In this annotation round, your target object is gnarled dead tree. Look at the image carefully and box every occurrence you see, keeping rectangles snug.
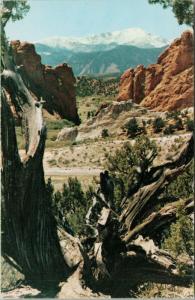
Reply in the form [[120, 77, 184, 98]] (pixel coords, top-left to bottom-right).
[[1, 2, 194, 297], [83, 145, 193, 297], [1, 3, 88, 287]]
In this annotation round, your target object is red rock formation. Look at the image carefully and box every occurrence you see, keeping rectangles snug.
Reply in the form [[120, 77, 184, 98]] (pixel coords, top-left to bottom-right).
[[11, 40, 80, 124], [133, 65, 146, 103], [117, 31, 193, 111], [117, 68, 134, 101]]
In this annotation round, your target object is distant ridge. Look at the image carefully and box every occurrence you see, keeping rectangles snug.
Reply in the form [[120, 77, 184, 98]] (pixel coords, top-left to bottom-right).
[[35, 28, 168, 76], [35, 27, 168, 51]]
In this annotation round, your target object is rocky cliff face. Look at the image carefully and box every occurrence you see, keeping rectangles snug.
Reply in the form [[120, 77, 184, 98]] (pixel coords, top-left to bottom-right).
[[117, 31, 193, 111], [11, 40, 80, 124]]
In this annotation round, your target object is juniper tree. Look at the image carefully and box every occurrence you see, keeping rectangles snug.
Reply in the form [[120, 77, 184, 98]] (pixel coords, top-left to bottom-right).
[[148, 0, 193, 26]]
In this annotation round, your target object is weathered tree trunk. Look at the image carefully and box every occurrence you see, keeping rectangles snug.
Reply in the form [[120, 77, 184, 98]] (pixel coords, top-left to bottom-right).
[[1, 52, 71, 283], [1, 17, 91, 294]]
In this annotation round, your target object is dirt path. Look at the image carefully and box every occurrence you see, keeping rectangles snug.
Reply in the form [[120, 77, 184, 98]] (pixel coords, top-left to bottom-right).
[[44, 166, 103, 177]]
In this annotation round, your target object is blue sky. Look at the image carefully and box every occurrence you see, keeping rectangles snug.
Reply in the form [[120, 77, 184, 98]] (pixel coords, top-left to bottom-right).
[[6, 0, 189, 42]]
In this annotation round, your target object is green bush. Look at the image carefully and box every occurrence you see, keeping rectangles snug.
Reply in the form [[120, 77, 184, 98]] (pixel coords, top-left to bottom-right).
[[160, 160, 194, 263], [147, 119, 152, 125], [163, 124, 175, 135], [46, 177, 94, 235], [181, 109, 188, 118], [174, 118, 183, 130], [165, 160, 193, 199], [101, 128, 109, 138], [166, 111, 181, 120], [162, 206, 194, 259], [124, 118, 141, 138], [185, 118, 194, 131], [105, 135, 157, 210], [152, 117, 165, 133]]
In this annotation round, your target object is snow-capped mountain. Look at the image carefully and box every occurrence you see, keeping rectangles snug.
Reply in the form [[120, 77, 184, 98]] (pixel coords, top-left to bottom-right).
[[35, 28, 168, 52], [35, 28, 168, 76]]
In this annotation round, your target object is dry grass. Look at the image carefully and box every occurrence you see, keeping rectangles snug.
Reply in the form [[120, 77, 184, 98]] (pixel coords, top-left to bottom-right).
[[1, 256, 24, 292], [135, 282, 194, 298], [45, 139, 124, 169]]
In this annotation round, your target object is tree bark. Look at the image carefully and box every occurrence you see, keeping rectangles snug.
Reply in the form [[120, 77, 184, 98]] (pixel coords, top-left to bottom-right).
[[1, 24, 76, 281], [1, 74, 71, 283]]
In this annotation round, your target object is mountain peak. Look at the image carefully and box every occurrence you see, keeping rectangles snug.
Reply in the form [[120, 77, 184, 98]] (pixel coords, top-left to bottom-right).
[[35, 28, 168, 51]]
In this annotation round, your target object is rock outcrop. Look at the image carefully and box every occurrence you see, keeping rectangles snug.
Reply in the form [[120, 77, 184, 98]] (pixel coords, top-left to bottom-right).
[[57, 100, 165, 142], [117, 31, 193, 111], [11, 40, 80, 124]]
